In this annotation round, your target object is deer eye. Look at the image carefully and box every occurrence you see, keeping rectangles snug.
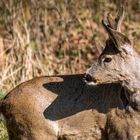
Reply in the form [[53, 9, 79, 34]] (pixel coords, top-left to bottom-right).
[[103, 57, 112, 63]]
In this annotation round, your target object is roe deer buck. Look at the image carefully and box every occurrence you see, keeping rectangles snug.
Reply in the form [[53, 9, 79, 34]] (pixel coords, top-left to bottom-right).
[[1, 6, 140, 140], [85, 6, 140, 140], [85, 8, 140, 112]]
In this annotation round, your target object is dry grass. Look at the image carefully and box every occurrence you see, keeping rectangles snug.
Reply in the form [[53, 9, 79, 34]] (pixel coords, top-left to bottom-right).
[[0, 121, 9, 140]]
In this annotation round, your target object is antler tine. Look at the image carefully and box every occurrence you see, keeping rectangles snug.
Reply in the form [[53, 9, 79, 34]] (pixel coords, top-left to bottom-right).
[[107, 13, 116, 29], [103, 6, 124, 32], [115, 6, 124, 32]]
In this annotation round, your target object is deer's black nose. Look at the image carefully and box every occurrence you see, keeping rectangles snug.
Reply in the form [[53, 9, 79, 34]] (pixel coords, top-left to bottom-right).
[[85, 74, 96, 83], [85, 74, 93, 82]]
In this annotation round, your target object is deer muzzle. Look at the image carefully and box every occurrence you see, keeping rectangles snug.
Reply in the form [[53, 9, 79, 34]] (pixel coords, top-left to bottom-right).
[[85, 73, 97, 83]]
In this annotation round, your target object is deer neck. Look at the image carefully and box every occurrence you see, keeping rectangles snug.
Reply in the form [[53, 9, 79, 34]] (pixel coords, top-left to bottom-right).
[[122, 76, 140, 111], [122, 55, 140, 94], [122, 79, 140, 94]]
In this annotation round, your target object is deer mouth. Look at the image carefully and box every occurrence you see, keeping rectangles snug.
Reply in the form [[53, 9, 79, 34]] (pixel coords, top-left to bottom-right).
[[84, 73, 112, 86], [85, 81, 97, 86], [84, 74, 98, 86], [84, 74, 122, 86]]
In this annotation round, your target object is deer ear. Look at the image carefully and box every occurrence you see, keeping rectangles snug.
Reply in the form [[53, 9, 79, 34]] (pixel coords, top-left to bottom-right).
[[102, 20, 132, 53]]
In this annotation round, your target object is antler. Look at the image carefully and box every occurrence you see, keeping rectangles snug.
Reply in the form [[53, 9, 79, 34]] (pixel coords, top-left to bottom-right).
[[98, 5, 125, 53], [104, 6, 124, 32], [115, 6, 124, 32]]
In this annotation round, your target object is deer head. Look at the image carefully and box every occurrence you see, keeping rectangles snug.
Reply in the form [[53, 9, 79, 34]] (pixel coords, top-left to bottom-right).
[[85, 6, 140, 93]]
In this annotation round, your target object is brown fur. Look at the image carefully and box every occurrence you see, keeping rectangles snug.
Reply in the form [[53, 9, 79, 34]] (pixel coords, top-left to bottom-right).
[[0, 74, 126, 140]]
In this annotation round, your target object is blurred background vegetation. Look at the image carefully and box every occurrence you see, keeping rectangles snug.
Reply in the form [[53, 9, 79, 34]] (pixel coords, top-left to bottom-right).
[[0, 0, 140, 139]]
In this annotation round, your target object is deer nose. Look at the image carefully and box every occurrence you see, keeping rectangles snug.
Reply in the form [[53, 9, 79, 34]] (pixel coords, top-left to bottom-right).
[[85, 74, 97, 83]]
